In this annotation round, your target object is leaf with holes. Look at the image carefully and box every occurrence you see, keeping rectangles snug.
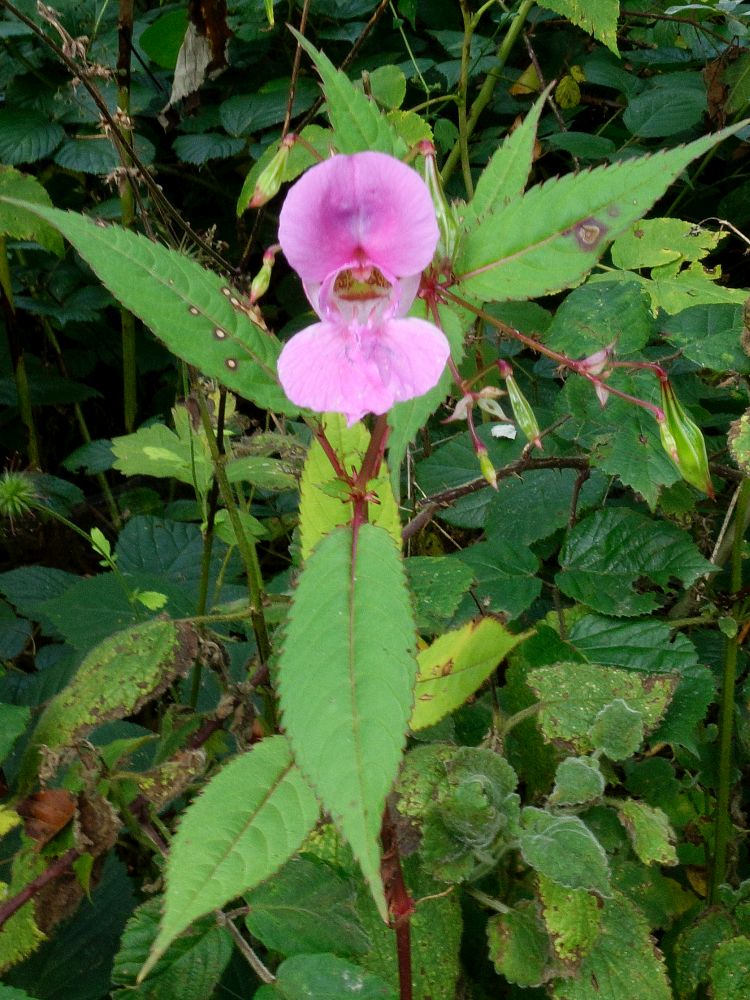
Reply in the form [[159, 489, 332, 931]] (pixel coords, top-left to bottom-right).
[[142, 736, 320, 978], [279, 524, 417, 920], [0, 200, 293, 415], [456, 122, 747, 303]]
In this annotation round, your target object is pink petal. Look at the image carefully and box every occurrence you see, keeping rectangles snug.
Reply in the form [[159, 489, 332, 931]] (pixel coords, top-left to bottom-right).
[[277, 316, 450, 425], [278, 152, 439, 283], [277, 321, 392, 425]]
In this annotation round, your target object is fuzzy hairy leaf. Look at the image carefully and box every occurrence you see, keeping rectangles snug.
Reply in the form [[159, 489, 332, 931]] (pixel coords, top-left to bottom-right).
[[20, 620, 197, 790], [487, 902, 554, 988], [411, 618, 529, 730], [456, 122, 746, 303], [144, 736, 319, 977], [616, 801, 677, 867], [539, 874, 602, 960], [279, 524, 417, 920], [519, 807, 610, 895], [0, 200, 292, 414]]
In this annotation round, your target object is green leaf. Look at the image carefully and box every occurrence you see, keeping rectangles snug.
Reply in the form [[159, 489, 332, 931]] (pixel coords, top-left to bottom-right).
[[485, 468, 607, 545], [225, 455, 296, 491], [623, 75, 707, 138], [245, 856, 370, 958], [112, 410, 213, 495], [0, 110, 64, 165], [172, 133, 245, 165], [111, 899, 232, 1000], [279, 524, 417, 920], [0, 167, 63, 255], [454, 536, 541, 620], [0, 987, 40, 999], [456, 122, 747, 303], [549, 756, 605, 806], [0, 602, 31, 659], [256, 953, 396, 1000], [0, 200, 292, 414], [20, 620, 197, 788], [405, 556, 474, 632], [467, 87, 550, 226], [363, 65, 407, 110], [556, 508, 713, 617], [616, 801, 677, 866], [144, 736, 319, 976], [709, 936, 750, 1000], [612, 861, 694, 931], [662, 303, 750, 374], [411, 618, 529, 731], [611, 218, 723, 271], [298, 413, 401, 561], [589, 698, 644, 759], [290, 30, 404, 155], [0, 704, 30, 764], [730, 407, 750, 474], [674, 910, 736, 999], [539, 874, 602, 960], [54, 137, 119, 175], [519, 807, 610, 895], [545, 280, 654, 357], [487, 902, 554, 988], [0, 566, 78, 637], [568, 614, 699, 675], [537, 0, 620, 54], [527, 661, 675, 754], [725, 51, 750, 116], [139, 10, 189, 70], [220, 79, 318, 136], [551, 893, 672, 1000]]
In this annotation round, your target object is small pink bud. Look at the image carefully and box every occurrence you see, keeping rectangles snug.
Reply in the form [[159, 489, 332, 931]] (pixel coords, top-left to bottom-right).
[[579, 342, 615, 376], [250, 245, 280, 305], [245, 140, 292, 211]]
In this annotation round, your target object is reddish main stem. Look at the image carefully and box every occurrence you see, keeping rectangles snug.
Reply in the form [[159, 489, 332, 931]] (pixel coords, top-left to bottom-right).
[[381, 809, 414, 1000]]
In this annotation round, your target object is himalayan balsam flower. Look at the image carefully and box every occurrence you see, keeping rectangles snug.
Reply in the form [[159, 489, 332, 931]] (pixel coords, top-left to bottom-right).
[[277, 151, 450, 425]]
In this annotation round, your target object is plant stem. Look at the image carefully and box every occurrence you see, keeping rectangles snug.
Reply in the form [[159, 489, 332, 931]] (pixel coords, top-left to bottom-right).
[[0, 236, 39, 466], [117, 0, 137, 432], [0, 848, 80, 929], [442, 0, 536, 186], [218, 913, 275, 983], [196, 395, 271, 665], [457, 1, 476, 197], [710, 476, 750, 902]]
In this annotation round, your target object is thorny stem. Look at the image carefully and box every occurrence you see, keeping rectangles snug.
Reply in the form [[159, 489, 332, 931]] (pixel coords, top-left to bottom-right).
[[196, 394, 271, 666], [710, 477, 750, 903], [442, 0, 536, 186], [439, 287, 665, 421], [117, 0, 137, 432]]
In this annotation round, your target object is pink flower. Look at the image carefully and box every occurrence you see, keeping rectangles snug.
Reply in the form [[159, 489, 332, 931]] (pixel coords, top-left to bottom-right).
[[276, 151, 450, 425]]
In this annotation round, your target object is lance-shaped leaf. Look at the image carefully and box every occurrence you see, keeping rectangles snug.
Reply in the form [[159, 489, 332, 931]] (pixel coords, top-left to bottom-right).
[[456, 121, 748, 303], [279, 524, 417, 920], [142, 736, 319, 979], [0, 199, 293, 415], [411, 618, 529, 731]]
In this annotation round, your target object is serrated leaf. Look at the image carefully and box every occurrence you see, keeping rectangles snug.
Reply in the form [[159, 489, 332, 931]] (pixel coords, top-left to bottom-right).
[[539, 874, 601, 960], [144, 736, 319, 976], [537, 0, 620, 54], [519, 807, 610, 894], [675, 910, 736, 998], [0, 168, 63, 255], [279, 524, 417, 920], [225, 455, 296, 491], [549, 756, 605, 806], [405, 556, 474, 631], [552, 893, 671, 1000], [0, 704, 30, 764], [257, 953, 396, 1000], [245, 856, 370, 958], [527, 661, 675, 753], [616, 800, 677, 866], [568, 613, 699, 675], [709, 936, 750, 1000], [172, 133, 245, 165], [112, 409, 213, 495], [623, 75, 707, 138], [611, 218, 722, 271], [0, 199, 292, 414], [112, 898, 232, 999], [0, 110, 64, 165], [456, 122, 746, 303], [725, 51, 750, 116], [410, 618, 529, 731], [467, 87, 550, 227], [661, 303, 750, 374], [487, 902, 554, 988], [545, 279, 654, 357], [556, 508, 713, 617], [291, 30, 404, 156], [454, 535, 541, 620], [54, 137, 119, 175], [20, 620, 197, 789], [298, 413, 400, 561]]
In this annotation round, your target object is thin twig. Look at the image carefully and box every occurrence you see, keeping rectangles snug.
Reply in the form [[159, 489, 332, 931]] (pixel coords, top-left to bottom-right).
[[0, 848, 80, 929], [217, 912, 275, 983]]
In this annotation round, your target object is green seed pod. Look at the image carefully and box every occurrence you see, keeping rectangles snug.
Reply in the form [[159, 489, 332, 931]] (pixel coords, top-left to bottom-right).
[[477, 447, 498, 491], [659, 380, 714, 497], [505, 374, 542, 450], [421, 141, 461, 262], [242, 141, 291, 213]]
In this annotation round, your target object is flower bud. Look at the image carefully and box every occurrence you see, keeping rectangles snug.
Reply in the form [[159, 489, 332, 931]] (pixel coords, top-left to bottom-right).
[[659, 380, 714, 497], [240, 138, 293, 214], [477, 446, 498, 491], [250, 244, 280, 304], [498, 363, 542, 449], [420, 140, 461, 262]]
